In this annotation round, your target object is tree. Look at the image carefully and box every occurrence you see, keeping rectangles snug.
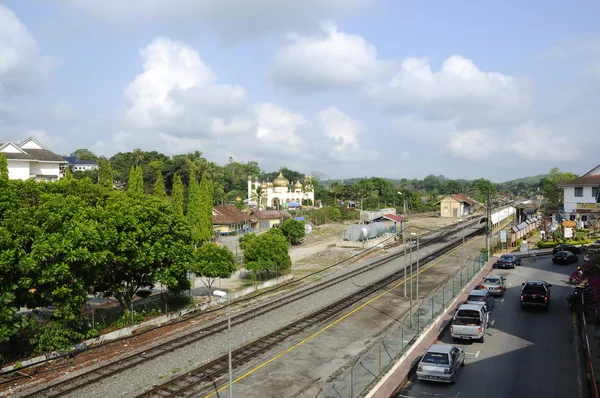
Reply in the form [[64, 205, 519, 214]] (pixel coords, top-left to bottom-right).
[[152, 163, 167, 200], [250, 185, 267, 209], [127, 165, 144, 195], [193, 242, 236, 294], [171, 173, 184, 217], [243, 228, 291, 278], [279, 218, 306, 245], [198, 173, 214, 243], [470, 178, 496, 203], [94, 193, 194, 313], [541, 167, 577, 210], [98, 158, 114, 189], [187, 170, 202, 245], [0, 153, 8, 182], [70, 149, 96, 160], [132, 148, 144, 166]]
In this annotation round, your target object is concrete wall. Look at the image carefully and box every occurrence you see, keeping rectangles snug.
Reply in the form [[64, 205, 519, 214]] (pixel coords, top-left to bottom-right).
[[7, 160, 30, 180], [564, 186, 598, 213], [440, 198, 462, 218], [29, 162, 61, 179]]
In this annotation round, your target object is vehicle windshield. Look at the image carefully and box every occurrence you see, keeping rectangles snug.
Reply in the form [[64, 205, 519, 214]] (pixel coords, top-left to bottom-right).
[[484, 278, 501, 285], [467, 295, 485, 302], [421, 352, 450, 365], [555, 252, 569, 257], [523, 285, 546, 294], [454, 310, 482, 325], [500, 255, 513, 260]]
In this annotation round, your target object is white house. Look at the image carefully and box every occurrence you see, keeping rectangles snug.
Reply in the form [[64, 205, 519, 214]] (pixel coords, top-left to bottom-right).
[[62, 156, 98, 172], [0, 137, 67, 181], [560, 164, 600, 226]]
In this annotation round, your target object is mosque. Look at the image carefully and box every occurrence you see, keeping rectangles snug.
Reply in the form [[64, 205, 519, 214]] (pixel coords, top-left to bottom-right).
[[247, 173, 315, 209]]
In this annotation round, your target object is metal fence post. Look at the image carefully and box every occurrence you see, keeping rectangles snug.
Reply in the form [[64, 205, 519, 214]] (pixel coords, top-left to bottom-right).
[[443, 285, 445, 306], [432, 296, 435, 318], [379, 340, 382, 376], [453, 277, 456, 296], [350, 364, 354, 398], [417, 310, 420, 331], [401, 327, 404, 351]]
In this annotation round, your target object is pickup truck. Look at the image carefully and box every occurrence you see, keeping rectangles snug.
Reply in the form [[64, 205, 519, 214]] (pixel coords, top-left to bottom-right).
[[520, 280, 552, 310], [450, 304, 489, 343]]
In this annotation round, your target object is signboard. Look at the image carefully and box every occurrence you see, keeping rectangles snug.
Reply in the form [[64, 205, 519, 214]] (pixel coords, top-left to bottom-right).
[[499, 229, 507, 243], [576, 203, 600, 210], [562, 220, 577, 228]]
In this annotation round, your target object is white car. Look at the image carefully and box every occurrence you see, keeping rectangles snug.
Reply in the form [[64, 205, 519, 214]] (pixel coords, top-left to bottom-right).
[[416, 343, 465, 384]]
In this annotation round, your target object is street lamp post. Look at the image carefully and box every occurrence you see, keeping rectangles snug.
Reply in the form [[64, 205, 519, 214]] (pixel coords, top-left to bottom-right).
[[213, 290, 233, 398], [459, 219, 465, 267], [411, 232, 420, 301]]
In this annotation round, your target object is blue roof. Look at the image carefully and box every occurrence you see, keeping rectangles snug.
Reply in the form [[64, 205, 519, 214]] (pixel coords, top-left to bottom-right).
[[63, 156, 97, 165]]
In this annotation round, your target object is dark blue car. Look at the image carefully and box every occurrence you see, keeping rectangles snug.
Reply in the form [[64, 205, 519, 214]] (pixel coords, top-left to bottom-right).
[[496, 254, 521, 269]]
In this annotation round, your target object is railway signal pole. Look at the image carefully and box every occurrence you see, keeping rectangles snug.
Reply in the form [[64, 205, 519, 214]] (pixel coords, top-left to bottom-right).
[[214, 290, 233, 398]]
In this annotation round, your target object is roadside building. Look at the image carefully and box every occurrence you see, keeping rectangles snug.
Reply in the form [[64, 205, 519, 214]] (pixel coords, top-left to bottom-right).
[[62, 156, 98, 172], [437, 194, 478, 218], [212, 205, 252, 236], [0, 137, 67, 181], [247, 173, 315, 209], [559, 164, 600, 228], [249, 210, 292, 230]]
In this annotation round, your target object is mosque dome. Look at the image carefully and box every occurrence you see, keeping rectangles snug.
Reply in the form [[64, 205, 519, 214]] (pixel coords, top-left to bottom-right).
[[294, 181, 303, 189], [273, 172, 290, 188], [260, 181, 268, 189], [267, 182, 273, 187]]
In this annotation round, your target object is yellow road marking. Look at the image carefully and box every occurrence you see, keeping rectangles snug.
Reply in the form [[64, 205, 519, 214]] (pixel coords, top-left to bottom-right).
[[203, 238, 482, 397]]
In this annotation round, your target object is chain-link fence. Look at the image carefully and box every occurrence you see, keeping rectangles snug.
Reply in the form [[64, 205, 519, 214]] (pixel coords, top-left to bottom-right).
[[320, 253, 487, 398]]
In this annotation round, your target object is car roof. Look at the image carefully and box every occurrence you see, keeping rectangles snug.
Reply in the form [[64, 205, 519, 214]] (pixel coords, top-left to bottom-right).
[[524, 280, 548, 285], [484, 274, 502, 280], [468, 289, 487, 296], [554, 251, 571, 255], [500, 254, 514, 258], [457, 303, 484, 311], [426, 343, 453, 354]]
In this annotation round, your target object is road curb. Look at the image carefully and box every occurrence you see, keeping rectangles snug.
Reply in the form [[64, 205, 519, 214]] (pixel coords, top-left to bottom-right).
[[366, 258, 495, 398]]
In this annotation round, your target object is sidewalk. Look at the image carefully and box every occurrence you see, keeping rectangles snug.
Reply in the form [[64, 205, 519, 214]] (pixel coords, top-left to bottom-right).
[[583, 306, 600, 395], [366, 255, 496, 398]]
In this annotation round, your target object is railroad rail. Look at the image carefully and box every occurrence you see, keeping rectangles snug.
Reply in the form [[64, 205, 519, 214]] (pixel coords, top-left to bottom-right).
[[136, 224, 485, 398], [21, 219, 482, 398]]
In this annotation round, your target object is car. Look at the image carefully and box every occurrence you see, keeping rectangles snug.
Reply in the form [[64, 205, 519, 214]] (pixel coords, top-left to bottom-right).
[[496, 254, 521, 269], [451, 304, 490, 342], [480, 275, 506, 296], [552, 244, 581, 255], [416, 343, 465, 384], [465, 289, 495, 310], [552, 251, 579, 265], [520, 280, 552, 310]]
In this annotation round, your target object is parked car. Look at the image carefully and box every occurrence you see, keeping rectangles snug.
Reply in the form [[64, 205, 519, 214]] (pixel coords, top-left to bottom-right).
[[416, 343, 465, 384], [496, 254, 521, 269], [520, 280, 552, 310], [553, 244, 581, 255], [552, 251, 579, 265], [465, 289, 495, 310], [450, 304, 489, 343], [480, 275, 506, 296]]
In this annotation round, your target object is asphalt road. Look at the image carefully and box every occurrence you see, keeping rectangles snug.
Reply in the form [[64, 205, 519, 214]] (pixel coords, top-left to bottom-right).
[[396, 254, 589, 398]]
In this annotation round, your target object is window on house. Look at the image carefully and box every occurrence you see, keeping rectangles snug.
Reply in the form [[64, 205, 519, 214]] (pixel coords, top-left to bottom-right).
[[574, 187, 583, 197], [570, 215, 576, 221], [582, 215, 588, 222], [593, 187, 599, 199]]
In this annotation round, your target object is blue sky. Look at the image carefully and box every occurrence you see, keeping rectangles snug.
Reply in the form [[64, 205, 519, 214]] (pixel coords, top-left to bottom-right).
[[1, 1, 599, 182]]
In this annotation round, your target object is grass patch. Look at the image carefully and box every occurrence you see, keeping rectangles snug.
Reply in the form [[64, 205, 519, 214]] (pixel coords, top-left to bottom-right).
[[172, 367, 182, 374]]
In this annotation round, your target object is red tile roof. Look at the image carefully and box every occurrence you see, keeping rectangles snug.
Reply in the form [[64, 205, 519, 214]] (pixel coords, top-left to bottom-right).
[[383, 214, 404, 222], [212, 206, 248, 225], [450, 194, 477, 206], [560, 175, 600, 187]]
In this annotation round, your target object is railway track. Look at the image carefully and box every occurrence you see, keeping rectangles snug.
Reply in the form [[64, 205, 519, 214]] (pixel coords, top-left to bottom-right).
[[136, 224, 485, 398], [21, 219, 482, 398]]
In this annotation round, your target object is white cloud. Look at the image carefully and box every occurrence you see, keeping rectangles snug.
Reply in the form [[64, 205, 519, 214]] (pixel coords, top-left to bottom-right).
[[447, 130, 495, 160], [254, 102, 309, 155], [507, 123, 579, 161], [123, 37, 251, 137], [56, 0, 368, 41], [0, 4, 56, 106], [271, 23, 388, 91], [367, 55, 532, 125], [315, 106, 378, 162]]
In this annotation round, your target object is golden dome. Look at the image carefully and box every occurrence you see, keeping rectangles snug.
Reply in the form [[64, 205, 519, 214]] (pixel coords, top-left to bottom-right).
[[260, 181, 268, 189], [273, 172, 290, 188], [267, 181, 273, 187], [294, 181, 303, 189]]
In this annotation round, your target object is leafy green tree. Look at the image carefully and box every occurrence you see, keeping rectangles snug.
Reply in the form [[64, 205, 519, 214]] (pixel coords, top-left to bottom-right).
[[98, 158, 114, 189], [279, 219, 306, 245], [243, 228, 291, 277], [187, 170, 202, 245], [127, 165, 144, 195], [0, 153, 8, 182], [198, 173, 214, 243], [153, 166, 167, 200], [192, 242, 236, 294], [94, 192, 194, 313], [171, 173, 184, 217], [70, 149, 96, 160], [541, 167, 577, 210], [470, 178, 497, 203]]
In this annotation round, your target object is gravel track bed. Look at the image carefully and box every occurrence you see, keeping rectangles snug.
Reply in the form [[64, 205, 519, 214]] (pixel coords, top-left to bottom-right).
[[20, 223, 476, 398]]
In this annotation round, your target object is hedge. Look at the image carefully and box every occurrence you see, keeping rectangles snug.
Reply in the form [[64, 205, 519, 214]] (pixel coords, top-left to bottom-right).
[[536, 238, 596, 249]]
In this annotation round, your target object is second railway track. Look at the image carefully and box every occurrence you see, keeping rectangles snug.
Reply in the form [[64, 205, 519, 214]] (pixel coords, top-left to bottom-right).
[[21, 219, 483, 398]]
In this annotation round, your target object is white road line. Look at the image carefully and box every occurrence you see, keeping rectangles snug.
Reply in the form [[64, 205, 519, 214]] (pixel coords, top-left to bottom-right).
[[490, 319, 496, 326], [396, 395, 417, 398], [465, 350, 481, 358], [475, 350, 480, 358], [499, 298, 505, 303]]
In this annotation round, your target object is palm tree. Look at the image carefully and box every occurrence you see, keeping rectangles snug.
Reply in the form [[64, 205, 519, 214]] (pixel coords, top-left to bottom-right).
[[132, 148, 144, 166], [329, 180, 343, 204], [250, 186, 268, 209]]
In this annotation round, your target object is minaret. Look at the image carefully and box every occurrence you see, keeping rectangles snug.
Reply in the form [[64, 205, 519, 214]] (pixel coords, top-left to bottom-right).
[[247, 175, 252, 200]]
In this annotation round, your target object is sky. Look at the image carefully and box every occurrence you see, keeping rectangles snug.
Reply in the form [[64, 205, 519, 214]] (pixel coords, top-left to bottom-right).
[[1, 1, 599, 182]]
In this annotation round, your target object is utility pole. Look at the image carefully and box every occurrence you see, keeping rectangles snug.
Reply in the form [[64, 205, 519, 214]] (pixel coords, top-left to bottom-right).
[[403, 225, 407, 298], [485, 191, 491, 255]]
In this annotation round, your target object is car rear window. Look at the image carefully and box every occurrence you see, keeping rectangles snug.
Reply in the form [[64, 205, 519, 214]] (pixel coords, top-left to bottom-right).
[[484, 278, 501, 285], [523, 285, 546, 294], [467, 294, 485, 302], [500, 255, 512, 260], [454, 309, 482, 325], [421, 352, 449, 365]]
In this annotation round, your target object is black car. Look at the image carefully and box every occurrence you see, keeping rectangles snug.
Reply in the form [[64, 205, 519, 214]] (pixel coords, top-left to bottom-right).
[[553, 244, 581, 255], [520, 280, 552, 310], [552, 250, 579, 265], [496, 254, 521, 269]]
